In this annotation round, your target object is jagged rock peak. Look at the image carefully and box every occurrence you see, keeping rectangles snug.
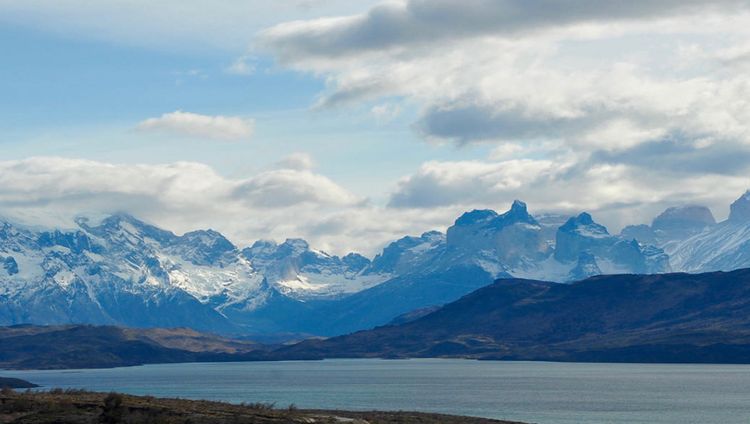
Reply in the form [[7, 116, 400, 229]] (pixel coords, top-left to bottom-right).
[[499, 200, 537, 225], [453, 200, 536, 228], [729, 190, 750, 223], [275, 238, 313, 257], [560, 213, 609, 236], [454, 209, 498, 226], [510, 200, 528, 214]]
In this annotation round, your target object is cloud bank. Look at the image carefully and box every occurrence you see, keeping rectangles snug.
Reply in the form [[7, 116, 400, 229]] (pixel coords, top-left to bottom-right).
[[255, 0, 750, 235]]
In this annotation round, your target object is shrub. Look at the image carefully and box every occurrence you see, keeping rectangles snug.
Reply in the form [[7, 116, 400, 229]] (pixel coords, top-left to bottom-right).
[[100, 392, 125, 423]]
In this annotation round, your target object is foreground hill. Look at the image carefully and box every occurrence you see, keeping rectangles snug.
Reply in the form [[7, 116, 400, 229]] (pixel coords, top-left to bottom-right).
[[274, 268, 750, 363], [0, 390, 521, 424], [0, 377, 36, 389], [0, 325, 261, 370]]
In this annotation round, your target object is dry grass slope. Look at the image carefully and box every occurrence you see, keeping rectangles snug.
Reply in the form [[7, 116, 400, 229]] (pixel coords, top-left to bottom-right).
[[0, 389, 525, 424]]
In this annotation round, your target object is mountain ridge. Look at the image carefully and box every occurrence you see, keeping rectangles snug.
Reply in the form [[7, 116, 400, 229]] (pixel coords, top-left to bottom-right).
[[3, 191, 750, 337]]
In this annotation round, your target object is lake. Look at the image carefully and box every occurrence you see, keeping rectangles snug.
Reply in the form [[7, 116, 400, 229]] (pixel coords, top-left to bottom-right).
[[4, 359, 750, 424]]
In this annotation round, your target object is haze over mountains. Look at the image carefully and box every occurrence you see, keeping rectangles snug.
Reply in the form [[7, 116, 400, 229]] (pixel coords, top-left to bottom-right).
[[2, 191, 750, 337]]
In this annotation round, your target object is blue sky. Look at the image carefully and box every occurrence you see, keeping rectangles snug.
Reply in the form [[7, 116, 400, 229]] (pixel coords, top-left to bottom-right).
[[1, 1, 750, 255], [0, 15, 489, 202]]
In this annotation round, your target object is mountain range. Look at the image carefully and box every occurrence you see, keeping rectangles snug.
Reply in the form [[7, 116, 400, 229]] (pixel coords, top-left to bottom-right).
[[2, 191, 750, 337]]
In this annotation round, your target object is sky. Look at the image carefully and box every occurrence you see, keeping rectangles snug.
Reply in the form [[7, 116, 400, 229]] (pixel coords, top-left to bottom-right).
[[2, 0, 750, 256]]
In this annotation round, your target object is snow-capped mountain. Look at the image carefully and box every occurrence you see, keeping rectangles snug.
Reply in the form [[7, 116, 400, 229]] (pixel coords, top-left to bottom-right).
[[0, 216, 234, 332], [0, 214, 381, 333], [3, 190, 750, 336], [613, 191, 750, 274], [241, 238, 386, 300]]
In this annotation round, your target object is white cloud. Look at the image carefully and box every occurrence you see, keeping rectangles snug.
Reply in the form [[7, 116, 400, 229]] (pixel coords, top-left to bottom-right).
[[260, 0, 748, 61], [274, 152, 316, 171], [0, 156, 748, 256], [136, 111, 255, 141], [259, 0, 750, 199], [0, 157, 441, 256], [259, 0, 750, 151], [389, 158, 567, 208], [388, 157, 750, 231]]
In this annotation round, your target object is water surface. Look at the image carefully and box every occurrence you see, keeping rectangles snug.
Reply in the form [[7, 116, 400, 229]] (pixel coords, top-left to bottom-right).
[[4, 359, 750, 424]]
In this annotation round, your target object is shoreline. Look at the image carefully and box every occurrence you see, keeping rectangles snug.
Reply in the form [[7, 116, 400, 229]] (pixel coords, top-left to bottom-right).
[[0, 389, 525, 424]]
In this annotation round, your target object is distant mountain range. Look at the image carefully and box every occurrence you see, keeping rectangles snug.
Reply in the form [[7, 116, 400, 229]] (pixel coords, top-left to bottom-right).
[[6, 268, 750, 368], [273, 268, 750, 364], [2, 191, 750, 337]]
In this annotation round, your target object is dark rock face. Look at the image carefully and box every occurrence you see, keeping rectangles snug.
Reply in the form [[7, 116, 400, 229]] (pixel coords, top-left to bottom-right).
[[447, 200, 548, 266], [2, 256, 18, 276]]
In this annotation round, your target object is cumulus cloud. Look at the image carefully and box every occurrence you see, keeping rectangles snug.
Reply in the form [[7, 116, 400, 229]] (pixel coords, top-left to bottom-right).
[[136, 111, 255, 141]]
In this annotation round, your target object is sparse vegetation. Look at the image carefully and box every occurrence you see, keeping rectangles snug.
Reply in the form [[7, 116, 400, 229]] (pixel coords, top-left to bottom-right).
[[0, 389, 523, 423]]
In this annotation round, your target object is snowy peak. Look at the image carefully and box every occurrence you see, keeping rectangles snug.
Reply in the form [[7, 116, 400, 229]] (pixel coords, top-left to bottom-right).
[[454, 209, 498, 227], [447, 201, 539, 245], [369, 231, 445, 275], [560, 212, 608, 236], [169, 230, 237, 266], [77, 214, 177, 247], [729, 190, 750, 223], [240, 236, 379, 299], [276, 238, 311, 257], [452, 200, 536, 229], [554, 213, 611, 262]]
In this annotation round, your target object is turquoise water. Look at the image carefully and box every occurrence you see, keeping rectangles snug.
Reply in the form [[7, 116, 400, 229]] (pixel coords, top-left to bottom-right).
[[4, 359, 750, 423]]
